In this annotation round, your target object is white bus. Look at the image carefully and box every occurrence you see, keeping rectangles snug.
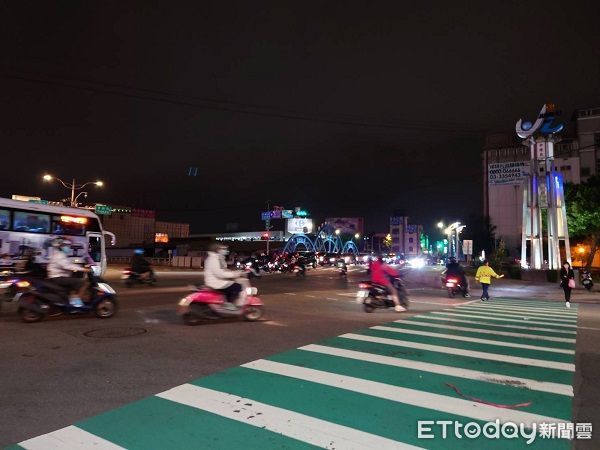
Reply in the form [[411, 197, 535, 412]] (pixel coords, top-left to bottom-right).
[[0, 197, 115, 276]]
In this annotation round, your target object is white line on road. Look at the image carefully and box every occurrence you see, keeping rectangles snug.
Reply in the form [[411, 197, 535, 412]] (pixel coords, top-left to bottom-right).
[[411, 315, 576, 335], [157, 384, 420, 450], [19, 425, 124, 450], [453, 307, 578, 323], [393, 320, 576, 343], [461, 304, 578, 316], [432, 311, 578, 328], [371, 326, 574, 354], [340, 333, 575, 372], [242, 359, 569, 428], [284, 292, 297, 296], [300, 344, 574, 396]]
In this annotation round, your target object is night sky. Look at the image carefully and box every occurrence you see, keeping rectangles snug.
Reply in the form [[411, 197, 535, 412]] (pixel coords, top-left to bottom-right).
[[1, 1, 599, 234]]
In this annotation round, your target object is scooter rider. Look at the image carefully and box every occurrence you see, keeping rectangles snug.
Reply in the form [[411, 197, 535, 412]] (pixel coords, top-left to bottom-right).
[[131, 249, 154, 280], [204, 242, 245, 308], [370, 255, 404, 312], [46, 238, 90, 305], [443, 257, 470, 297]]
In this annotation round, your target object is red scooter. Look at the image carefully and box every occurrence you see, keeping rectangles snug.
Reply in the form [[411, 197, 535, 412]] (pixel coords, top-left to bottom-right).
[[177, 280, 264, 325]]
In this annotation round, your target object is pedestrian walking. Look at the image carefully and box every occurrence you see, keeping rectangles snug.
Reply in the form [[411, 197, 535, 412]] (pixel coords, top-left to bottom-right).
[[559, 261, 575, 308], [475, 260, 504, 301]]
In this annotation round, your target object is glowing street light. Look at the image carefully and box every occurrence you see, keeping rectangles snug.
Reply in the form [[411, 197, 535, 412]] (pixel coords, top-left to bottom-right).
[[43, 174, 104, 207], [335, 229, 341, 235], [354, 233, 360, 239], [437, 221, 444, 229]]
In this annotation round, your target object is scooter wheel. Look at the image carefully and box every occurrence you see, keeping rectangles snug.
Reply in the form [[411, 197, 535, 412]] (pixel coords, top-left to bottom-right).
[[95, 298, 118, 318], [447, 289, 456, 298], [18, 295, 44, 323], [363, 304, 375, 313], [243, 306, 263, 321], [183, 313, 202, 326]]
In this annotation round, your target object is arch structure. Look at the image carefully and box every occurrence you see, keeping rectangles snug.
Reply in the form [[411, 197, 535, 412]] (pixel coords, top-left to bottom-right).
[[342, 240, 359, 255], [282, 234, 315, 254]]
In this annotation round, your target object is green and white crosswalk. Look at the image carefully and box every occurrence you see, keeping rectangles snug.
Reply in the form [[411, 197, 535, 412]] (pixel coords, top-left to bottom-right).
[[11, 299, 578, 449]]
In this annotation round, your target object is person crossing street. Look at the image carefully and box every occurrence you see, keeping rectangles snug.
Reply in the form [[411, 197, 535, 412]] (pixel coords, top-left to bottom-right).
[[475, 259, 504, 302]]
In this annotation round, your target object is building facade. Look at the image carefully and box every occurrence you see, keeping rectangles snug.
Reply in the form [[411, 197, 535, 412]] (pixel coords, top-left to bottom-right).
[[483, 107, 600, 256], [101, 208, 189, 248], [389, 216, 423, 256]]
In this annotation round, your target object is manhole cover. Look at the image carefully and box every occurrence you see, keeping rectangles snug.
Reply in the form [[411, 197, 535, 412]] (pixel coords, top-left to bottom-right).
[[84, 327, 147, 338]]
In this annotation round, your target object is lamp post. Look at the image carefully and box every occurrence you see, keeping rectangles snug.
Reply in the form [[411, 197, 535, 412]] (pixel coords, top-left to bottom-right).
[[43, 174, 103, 207]]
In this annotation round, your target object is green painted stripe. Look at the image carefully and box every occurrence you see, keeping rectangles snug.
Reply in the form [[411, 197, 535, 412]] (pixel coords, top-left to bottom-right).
[[265, 348, 573, 420], [385, 321, 575, 350], [76, 396, 317, 450], [322, 336, 574, 385], [190, 366, 567, 449], [406, 316, 576, 338], [358, 328, 574, 364]]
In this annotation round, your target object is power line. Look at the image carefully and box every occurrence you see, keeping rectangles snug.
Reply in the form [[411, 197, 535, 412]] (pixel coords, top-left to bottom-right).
[[0, 69, 488, 134]]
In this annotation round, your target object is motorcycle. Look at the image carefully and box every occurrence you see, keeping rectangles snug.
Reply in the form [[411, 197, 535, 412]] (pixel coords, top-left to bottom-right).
[[356, 277, 409, 313], [581, 270, 594, 291], [443, 276, 468, 298], [236, 259, 261, 278], [122, 267, 157, 287], [338, 260, 348, 277], [177, 276, 264, 325], [292, 263, 306, 277], [16, 271, 118, 323]]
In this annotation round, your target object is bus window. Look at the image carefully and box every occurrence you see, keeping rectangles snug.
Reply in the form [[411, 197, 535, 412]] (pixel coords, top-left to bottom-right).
[[0, 209, 9, 230], [13, 211, 50, 233], [52, 216, 86, 236], [89, 236, 102, 263]]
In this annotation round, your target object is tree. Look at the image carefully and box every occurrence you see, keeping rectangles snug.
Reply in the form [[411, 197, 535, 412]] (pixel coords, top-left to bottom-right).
[[565, 176, 600, 269], [383, 233, 392, 250]]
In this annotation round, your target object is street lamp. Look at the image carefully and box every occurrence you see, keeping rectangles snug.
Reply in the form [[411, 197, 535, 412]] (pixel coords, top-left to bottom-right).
[[43, 174, 104, 207], [354, 233, 360, 239], [437, 221, 444, 229], [335, 229, 341, 235]]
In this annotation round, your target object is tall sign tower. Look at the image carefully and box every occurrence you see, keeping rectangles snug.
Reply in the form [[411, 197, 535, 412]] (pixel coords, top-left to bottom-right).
[[515, 104, 571, 270]]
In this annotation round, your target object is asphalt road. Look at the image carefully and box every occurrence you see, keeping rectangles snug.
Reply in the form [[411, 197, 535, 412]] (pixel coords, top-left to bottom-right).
[[1, 265, 599, 448]]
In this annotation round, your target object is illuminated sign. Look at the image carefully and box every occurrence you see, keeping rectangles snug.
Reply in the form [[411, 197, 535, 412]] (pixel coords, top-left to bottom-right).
[[295, 210, 308, 217], [60, 216, 88, 224], [287, 218, 313, 234], [515, 104, 564, 139], [155, 233, 169, 243], [95, 205, 113, 215]]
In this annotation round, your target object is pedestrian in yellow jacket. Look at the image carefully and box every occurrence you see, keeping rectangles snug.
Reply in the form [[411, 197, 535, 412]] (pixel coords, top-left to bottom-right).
[[475, 260, 504, 301]]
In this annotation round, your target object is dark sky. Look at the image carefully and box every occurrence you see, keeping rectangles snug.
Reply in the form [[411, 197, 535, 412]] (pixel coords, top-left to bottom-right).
[[1, 1, 599, 234]]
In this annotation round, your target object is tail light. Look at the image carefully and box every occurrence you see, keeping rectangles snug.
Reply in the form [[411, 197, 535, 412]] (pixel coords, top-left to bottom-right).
[[447, 278, 458, 283], [358, 283, 370, 289], [17, 280, 31, 288]]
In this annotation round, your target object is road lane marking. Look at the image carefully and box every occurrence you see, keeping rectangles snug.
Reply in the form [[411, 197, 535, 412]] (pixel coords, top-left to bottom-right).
[[411, 315, 576, 334], [300, 344, 574, 396], [157, 384, 419, 450], [454, 307, 578, 322], [242, 359, 569, 428], [19, 425, 124, 450], [431, 311, 578, 328], [392, 320, 576, 343], [340, 333, 575, 372], [461, 304, 578, 316], [371, 326, 574, 355], [284, 292, 297, 296]]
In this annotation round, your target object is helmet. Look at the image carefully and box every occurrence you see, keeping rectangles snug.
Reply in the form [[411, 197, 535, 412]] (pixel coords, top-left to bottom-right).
[[133, 248, 144, 255]]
